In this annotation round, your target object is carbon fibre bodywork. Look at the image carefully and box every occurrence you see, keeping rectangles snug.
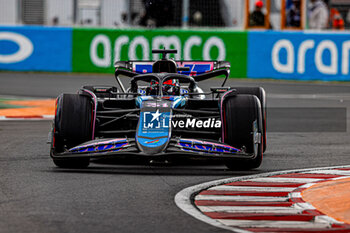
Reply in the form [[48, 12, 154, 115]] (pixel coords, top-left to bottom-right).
[[50, 50, 264, 166], [51, 92, 257, 162]]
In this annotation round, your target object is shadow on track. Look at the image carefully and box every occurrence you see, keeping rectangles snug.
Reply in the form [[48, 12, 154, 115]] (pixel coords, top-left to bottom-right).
[[47, 164, 261, 177]]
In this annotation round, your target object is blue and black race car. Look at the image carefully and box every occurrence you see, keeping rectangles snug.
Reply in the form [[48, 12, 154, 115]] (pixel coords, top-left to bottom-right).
[[50, 49, 266, 170]]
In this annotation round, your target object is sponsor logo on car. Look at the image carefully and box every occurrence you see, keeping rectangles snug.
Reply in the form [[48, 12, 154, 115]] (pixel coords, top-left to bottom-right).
[[173, 118, 221, 128], [143, 110, 221, 130], [145, 139, 160, 144], [143, 110, 170, 131]]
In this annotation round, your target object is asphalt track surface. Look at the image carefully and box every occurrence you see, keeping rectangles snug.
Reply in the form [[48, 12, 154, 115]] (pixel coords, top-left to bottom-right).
[[1, 72, 350, 233]]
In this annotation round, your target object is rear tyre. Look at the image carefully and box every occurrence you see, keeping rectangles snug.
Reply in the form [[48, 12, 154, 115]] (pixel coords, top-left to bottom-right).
[[222, 94, 263, 170], [233, 87, 267, 152], [51, 94, 93, 168]]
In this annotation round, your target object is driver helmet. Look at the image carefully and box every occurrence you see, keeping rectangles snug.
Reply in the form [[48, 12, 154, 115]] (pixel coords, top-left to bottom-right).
[[148, 80, 159, 95], [163, 79, 180, 96], [147, 79, 180, 96]]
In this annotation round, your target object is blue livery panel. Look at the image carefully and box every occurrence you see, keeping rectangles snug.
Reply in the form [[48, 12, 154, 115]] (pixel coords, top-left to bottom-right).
[[136, 98, 172, 153]]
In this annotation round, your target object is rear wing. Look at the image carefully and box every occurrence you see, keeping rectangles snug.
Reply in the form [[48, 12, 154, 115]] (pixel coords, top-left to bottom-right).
[[114, 60, 231, 93], [115, 60, 229, 75]]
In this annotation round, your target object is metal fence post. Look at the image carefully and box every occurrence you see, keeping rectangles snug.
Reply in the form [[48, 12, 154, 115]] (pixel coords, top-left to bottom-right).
[[128, 0, 132, 26], [182, 0, 189, 28], [73, 0, 78, 24], [17, 0, 22, 24]]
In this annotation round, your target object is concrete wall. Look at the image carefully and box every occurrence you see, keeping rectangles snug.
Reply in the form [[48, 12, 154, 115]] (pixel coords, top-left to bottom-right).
[[46, 0, 74, 25], [101, 0, 128, 27], [0, 0, 18, 25]]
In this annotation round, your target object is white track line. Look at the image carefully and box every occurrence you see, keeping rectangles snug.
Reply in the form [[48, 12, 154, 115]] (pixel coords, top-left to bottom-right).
[[217, 219, 331, 229], [303, 170, 350, 175], [0, 115, 54, 121], [195, 195, 290, 202], [298, 183, 316, 188], [315, 215, 344, 224], [208, 186, 295, 192], [268, 93, 350, 100], [197, 206, 304, 214], [42, 115, 54, 119], [289, 192, 302, 198], [293, 202, 316, 210], [248, 177, 322, 183]]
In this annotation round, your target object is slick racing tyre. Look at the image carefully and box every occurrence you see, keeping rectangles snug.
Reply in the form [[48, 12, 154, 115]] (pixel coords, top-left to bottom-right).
[[222, 94, 263, 170], [51, 94, 93, 168], [233, 87, 267, 152]]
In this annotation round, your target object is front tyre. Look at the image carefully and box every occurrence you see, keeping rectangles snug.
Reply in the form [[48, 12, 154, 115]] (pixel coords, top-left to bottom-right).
[[233, 87, 267, 152], [51, 94, 93, 168], [222, 94, 263, 170]]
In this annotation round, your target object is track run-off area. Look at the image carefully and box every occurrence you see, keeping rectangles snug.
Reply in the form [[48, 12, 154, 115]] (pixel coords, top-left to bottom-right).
[[1, 72, 350, 233]]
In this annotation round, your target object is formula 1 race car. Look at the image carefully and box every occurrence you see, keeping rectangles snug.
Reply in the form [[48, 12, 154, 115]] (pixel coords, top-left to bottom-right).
[[50, 49, 266, 170]]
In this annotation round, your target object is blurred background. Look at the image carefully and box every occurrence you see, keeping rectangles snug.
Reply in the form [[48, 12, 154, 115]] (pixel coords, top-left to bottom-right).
[[1, 0, 350, 82], [0, 0, 349, 30]]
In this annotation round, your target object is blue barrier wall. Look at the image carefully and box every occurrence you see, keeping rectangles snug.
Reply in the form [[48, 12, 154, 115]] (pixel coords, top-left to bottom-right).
[[0, 26, 72, 72], [248, 31, 350, 81]]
